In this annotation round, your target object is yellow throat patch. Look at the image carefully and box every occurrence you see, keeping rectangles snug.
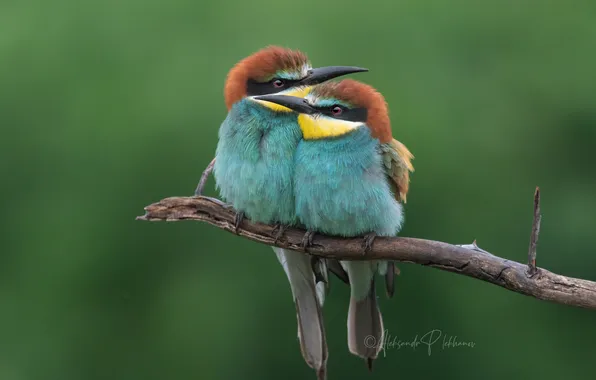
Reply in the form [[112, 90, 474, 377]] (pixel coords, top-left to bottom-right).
[[298, 114, 362, 140]]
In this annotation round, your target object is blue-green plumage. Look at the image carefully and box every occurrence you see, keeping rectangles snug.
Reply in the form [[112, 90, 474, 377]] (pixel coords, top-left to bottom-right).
[[214, 98, 301, 224], [294, 126, 403, 238]]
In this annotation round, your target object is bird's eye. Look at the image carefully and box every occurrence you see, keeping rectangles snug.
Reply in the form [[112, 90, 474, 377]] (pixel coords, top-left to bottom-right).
[[272, 79, 285, 88], [331, 106, 343, 116]]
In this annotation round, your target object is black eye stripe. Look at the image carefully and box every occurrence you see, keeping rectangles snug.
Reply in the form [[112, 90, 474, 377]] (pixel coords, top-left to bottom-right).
[[315, 105, 368, 122], [246, 78, 302, 96]]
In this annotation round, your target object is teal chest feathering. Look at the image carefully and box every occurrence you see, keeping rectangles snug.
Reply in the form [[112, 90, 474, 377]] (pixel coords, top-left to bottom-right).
[[213, 99, 302, 225], [294, 126, 403, 237]]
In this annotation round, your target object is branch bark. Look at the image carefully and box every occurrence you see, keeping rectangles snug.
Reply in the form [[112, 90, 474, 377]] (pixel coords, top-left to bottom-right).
[[137, 196, 596, 310]]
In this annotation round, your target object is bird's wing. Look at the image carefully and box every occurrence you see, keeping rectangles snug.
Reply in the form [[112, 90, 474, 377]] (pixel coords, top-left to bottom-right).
[[380, 138, 414, 203], [379, 139, 413, 299]]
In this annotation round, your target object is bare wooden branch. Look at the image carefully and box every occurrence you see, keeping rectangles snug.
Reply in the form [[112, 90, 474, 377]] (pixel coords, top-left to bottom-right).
[[527, 187, 541, 277], [194, 158, 216, 196], [137, 196, 596, 310]]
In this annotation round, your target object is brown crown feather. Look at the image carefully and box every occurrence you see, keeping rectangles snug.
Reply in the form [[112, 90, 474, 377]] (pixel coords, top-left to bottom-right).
[[312, 79, 392, 143], [224, 46, 309, 110]]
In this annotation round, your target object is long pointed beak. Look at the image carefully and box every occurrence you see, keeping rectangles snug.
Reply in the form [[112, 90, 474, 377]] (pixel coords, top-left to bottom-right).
[[253, 95, 317, 114], [299, 66, 368, 85]]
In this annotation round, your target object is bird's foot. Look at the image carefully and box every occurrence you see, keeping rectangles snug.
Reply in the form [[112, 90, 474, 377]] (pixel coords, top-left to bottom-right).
[[301, 230, 316, 251], [220, 204, 245, 234], [366, 357, 374, 372], [271, 223, 289, 245], [362, 232, 377, 255], [234, 211, 245, 234]]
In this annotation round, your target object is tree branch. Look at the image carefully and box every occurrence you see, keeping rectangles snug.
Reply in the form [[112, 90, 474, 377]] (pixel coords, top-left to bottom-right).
[[194, 158, 216, 196], [136, 195, 596, 310], [527, 187, 541, 277]]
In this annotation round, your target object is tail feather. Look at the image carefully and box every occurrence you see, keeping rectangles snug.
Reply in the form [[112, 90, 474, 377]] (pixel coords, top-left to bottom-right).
[[347, 277, 384, 361], [385, 261, 395, 298], [274, 247, 328, 377], [327, 259, 350, 284], [376, 261, 395, 298], [311, 257, 329, 306], [343, 260, 384, 364], [316, 281, 326, 308]]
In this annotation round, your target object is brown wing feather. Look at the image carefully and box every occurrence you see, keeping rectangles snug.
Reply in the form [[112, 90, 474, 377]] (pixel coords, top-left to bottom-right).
[[381, 139, 414, 203]]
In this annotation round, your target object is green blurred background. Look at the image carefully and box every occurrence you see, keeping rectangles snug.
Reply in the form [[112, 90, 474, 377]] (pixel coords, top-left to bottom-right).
[[2, 0, 596, 379]]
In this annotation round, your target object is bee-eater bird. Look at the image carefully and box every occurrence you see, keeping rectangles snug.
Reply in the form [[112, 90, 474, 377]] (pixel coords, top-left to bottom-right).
[[254, 79, 414, 369], [211, 46, 367, 379]]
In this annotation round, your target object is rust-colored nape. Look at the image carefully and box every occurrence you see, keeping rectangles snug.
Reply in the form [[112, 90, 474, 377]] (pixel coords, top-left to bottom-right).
[[313, 79, 392, 143], [224, 46, 309, 110]]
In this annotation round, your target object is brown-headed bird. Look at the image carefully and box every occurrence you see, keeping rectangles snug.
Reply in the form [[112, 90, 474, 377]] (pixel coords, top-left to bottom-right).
[[211, 47, 367, 379], [255, 79, 414, 369]]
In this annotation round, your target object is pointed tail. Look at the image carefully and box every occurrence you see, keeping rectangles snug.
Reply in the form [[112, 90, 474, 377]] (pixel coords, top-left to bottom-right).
[[343, 261, 384, 367], [274, 247, 328, 379]]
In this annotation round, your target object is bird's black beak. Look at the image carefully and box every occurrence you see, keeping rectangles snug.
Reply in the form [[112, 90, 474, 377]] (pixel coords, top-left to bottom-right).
[[254, 95, 317, 114], [299, 66, 368, 86]]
